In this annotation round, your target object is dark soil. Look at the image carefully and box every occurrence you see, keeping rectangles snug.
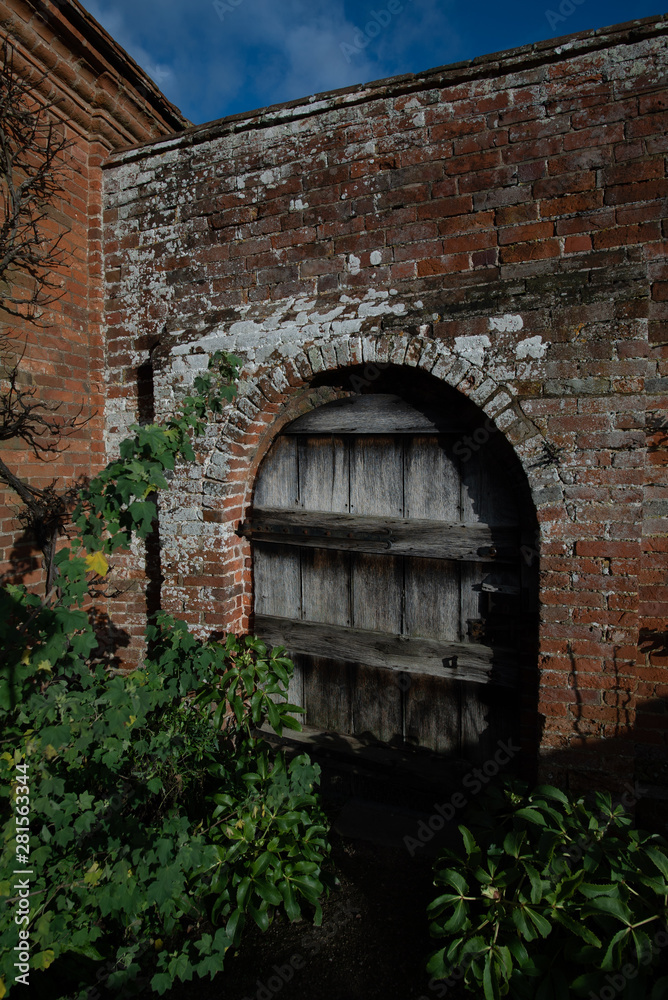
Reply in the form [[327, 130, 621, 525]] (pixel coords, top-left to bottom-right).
[[176, 750, 467, 1000], [181, 832, 442, 1000]]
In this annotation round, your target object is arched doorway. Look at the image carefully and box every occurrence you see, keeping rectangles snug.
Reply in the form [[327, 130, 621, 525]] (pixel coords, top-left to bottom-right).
[[242, 378, 538, 767]]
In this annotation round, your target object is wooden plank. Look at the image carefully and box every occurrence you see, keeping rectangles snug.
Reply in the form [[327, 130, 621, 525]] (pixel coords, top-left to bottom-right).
[[459, 444, 520, 649], [240, 508, 519, 563], [352, 553, 403, 633], [254, 614, 518, 686], [254, 434, 299, 508], [301, 655, 352, 733], [283, 394, 469, 435], [352, 662, 403, 745], [460, 562, 484, 645], [404, 674, 460, 754], [254, 544, 303, 717], [403, 436, 460, 520], [480, 572, 523, 648], [253, 543, 301, 619], [478, 449, 521, 526], [301, 548, 351, 626], [298, 436, 350, 513], [283, 651, 305, 720], [404, 556, 460, 641], [460, 443, 520, 526], [460, 459, 483, 525], [460, 679, 492, 763], [258, 723, 467, 787], [350, 436, 404, 517]]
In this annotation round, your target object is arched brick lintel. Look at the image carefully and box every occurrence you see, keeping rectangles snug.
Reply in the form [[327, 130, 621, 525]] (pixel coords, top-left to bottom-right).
[[209, 332, 562, 525]]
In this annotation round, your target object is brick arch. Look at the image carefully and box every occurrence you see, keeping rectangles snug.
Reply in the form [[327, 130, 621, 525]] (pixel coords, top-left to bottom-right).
[[198, 332, 563, 634], [208, 332, 562, 520]]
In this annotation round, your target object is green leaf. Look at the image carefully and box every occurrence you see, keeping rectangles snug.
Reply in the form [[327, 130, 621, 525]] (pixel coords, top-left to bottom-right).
[[600, 926, 629, 971], [579, 882, 620, 898], [437, 869, 468, 895], [552, 910, 601, 947], [459, 825, 479, 857], [646, 846, 668, 880], [226, 907, 245, 945], [151, 973, 174, 995], [533, 784, 569, 805], [631, 927, 652, 965], [251, 852, 273, 877], [442, 899, 469, 933], [483, 954, 501, 1000], [525, 907, 552, 938], [584, 895, 632, 925], [522, 861, 545, 904], [254, 879, 282, 906], [266, 699, 281, 734], [279, 880, 301, 922], [236, 876, 252, 908], [515, 807, 547, 826], [249, 902, 270, 932], [504, 829, 524, 858]]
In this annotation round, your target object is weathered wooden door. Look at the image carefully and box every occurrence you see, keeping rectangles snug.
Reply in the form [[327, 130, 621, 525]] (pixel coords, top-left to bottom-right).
[[242, 394, 532, 760]]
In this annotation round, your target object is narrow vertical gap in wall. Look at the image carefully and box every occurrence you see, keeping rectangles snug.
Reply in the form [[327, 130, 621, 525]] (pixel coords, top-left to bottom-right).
[[137, 345, 163, 623]]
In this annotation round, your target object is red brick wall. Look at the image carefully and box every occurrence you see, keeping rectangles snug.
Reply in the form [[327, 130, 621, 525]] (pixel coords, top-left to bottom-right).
[[102, 14, 668, 814], [0, 0, 187, 585]]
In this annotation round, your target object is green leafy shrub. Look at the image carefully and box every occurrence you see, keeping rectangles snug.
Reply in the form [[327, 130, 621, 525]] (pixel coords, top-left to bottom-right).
[[426, 781, 668, 1000], [0, 352, 332, 998], [0, 616, 330, 999]]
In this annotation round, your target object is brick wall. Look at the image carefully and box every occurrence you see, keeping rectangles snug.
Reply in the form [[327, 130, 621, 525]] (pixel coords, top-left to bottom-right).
[[104, 14, 667, 816], [0, 0, 187, 592]]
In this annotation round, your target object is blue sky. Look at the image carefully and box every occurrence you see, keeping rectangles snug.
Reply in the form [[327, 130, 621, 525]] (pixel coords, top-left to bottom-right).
[[80, 0, 664, 125]]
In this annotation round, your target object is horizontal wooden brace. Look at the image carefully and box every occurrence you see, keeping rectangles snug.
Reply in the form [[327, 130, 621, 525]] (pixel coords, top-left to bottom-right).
[[254, 614, 518, 688], [240, 507, 520, 563], [283, 393, 474, 435]]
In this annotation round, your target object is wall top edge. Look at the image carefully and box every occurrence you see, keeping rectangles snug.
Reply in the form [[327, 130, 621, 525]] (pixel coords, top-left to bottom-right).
[[4, 0, 190, 135], [104, 12, 668, 169]]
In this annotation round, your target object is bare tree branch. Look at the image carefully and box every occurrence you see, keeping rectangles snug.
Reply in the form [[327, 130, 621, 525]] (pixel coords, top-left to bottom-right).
[[0, 38, 90, 590], [0, 341, 88, 451], [0, 38, 73, 318]]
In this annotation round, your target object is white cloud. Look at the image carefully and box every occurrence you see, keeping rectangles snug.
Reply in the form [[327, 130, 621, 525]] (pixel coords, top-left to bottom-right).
[[78, 0, 460, 122], [83, 0, 176, 95]]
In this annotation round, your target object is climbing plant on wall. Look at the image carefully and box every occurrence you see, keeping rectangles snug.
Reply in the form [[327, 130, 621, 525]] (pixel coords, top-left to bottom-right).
[[0, 351, 332, 998]]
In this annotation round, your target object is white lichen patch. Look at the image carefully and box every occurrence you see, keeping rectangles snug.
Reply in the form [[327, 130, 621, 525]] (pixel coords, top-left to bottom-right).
[[516, 335, 548, 359], [454, 335, 491, 367], [167, 290, 411, 369], [488, 314, 524, 333]]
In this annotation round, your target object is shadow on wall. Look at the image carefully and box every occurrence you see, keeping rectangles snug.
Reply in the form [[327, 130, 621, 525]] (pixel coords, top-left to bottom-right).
[[0, 527, 42, 585], [137, 350, 164, 624], [537, 698, 668, 834], [264, 694, 667, 834], [0, 538, 133, 669]]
